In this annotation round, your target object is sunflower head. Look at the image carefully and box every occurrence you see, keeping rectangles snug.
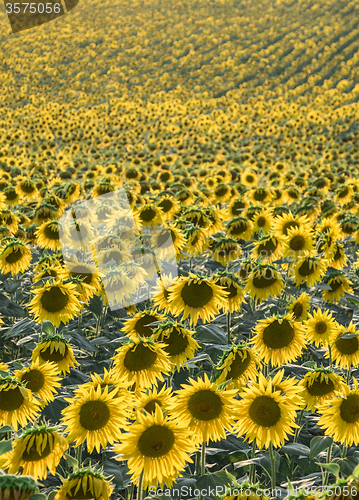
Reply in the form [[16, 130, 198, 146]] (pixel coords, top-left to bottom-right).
[[32, 334, 79, 374], [55, 468, 113, 500], [0, 239, 31, 276], [0, 474, 39, 500]]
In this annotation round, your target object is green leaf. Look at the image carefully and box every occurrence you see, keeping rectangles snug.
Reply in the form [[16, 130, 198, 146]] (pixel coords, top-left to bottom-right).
[[195, 324, 227, 344], [64, 453, 78, 468], [0, 439, 12, 455], [42, 321, 55, 335], [317, 462, 340, 478], [281, 443, 310, 457], [0, 426, 12, 433], [88, 295, 104, 317], [309, 436, 333, 459]]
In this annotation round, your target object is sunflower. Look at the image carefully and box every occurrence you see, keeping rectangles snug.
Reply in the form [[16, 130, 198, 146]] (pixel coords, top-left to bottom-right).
[[168, 373, 238, 444], [272, 212, 310, 237], [15, 178, 38, 201], [305, 309, 339, 347], [28, 278, 82, 327], [0, 377, 40, 431], [0, 209, 20, 233], [63, 220, 95, 251], [31, 335, 79, 375], [183, 225, 206, 256], [227, 217, 254, 241], [0, 239, 31, 276], [318, 379, 359, 446], [299, 368, 345, 411], [287, 292, 310, 321], [112, 338, 171, 388], [292, 253, 328, 287], [153, 320, 199, 369], [61, 385, 128, 453], [167, 273, 228, 326], [35, 220, 61, 251], [251, 314, 307, 367], [114, 405, 196, 488], [233, 373, 301, 449], [251, 234, 284, 263], [211, 271, 246, 313], [322, 272, 353, 303], [55, 469, 113, 500], [74, 368, 134, 402], [122, 309, 166, 340], [327, 322, 359, 369], [212, 237, 242, 266], [252, 209, 274, 234], [156, 195, 180, 221], [244, 264, 284, 302], [135, 385, 174, 416], [66, 261, 101, 301], [15, 359, 61, 406], [152, 273, 176, 313], [0, 424, 68, 479], [136, 204, 163, 227], [0, 475, 39, 500], [283, 226, 314, 260], [215, 344, 259, 389], [33, 264, 69, 283], [100, 268, 137, 308], [328, 243, 347, 270], [228, 198, 248, 218]]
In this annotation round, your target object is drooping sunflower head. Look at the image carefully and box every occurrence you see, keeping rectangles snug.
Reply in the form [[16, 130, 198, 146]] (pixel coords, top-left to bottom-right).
[[226, 216, 254, 241], [0, 474, 39, 500], [329, 322, 359, 369], [287, 292, 310, 321], [215, 344, 259, 389], [35, 220, 61, 251], [245, 264, 284, 302], [322, 272, 352, 303], [212, 237, 242, 266], [153, 319, 199, 369], [299, 368, 345, 411], [122, 309, 166, 340], [211, 271, 246, 313], [55, 468, 113, 500], [32, 334, 79, 375], [251, 233, 283, 263], [0, 239, 31, 276], [292, 253, 328, 287]]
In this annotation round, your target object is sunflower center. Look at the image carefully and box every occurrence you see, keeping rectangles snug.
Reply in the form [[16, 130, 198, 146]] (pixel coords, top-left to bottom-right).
[[306, 378, 335, 396], [262, 319, 295, 349], [43, 225, 59, 240], [315, 321, 327, 334], [79, 400, 110, 430], [135, 315, 159, 337], [340, 394, 359, 423], [21, 182, 36, 194], [282, 221, 299, 236], [335, 335, 359, 355], [329, 279, 343, 292], [21, 369, 45, 392], [40, 286, 70, 313], [40, 343, 68, 362], [158, 199, 173, 213], [140, 207, 157, 222], [222, 283, 239, 299], [5, 248, 24, 264], [22, 438, 53, 461], [0, 386, 24, 411], [253, 189, 267, 201], [143, 399, 161, 414], [256, 216, 266, 227], [258, 238, 277, 257], [289, 235, 306, 251], [70, 266, 93, 285], [230, 220, 249, 236], [298, 258, 315, 276], [187, 389, 223, 421], [248, 395, 281, 427], [292, 303, 303, 319], [138, 424, 175, 458], [180, 281, 214, 308], [252, 269, 277, 289], [161, 328, 189, 356], [123, 343, 157, 372], [226, 351, 251, 380]]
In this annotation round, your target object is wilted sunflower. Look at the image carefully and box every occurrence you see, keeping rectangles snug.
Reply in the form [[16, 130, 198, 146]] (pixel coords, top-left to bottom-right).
[[167, 273, 228, 326], [234, 373, 301, 449], [112, 338, 171, 388], [299, 368, 345, 411], [135, 385, 174, 416], [55, 469, 113, 500], [0, 377, 40, 431], [0, 475, 39, 500], [32, 335, 79, 375], [215, 344, 259, 389], [329, 243, 348, 270], [61, 385, 128, 453], [168, 373, 238, 444], [0, 239, 31, 276], [15, 359, 61, 406], [211, 271, 246, 313], [305, 309, 338, 347], [28, 278, 82, 327], [115, 405, 196, 488], [292, 254, 328, 287], [153, 320, 199, 369], [251, 314, 307, 366], [35, 220, 61, 251], [287, 292, 310, 321], [327, 322, 359, 369], [156, 195, 180, 221], [318, 380, 359, 446], [322, 272, 353, 303], [0, 424, 68, 479], [244, 264, 284, 302], [122, 309, 166, 340]]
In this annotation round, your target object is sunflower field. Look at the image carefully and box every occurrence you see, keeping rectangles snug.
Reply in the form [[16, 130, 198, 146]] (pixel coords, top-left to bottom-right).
[[2, 0, 359, 498]]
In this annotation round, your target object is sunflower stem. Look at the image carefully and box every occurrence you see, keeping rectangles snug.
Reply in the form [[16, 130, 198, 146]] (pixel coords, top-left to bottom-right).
[[137, 470, 144, 500], [341, 443, 347, 459], [328, 345, 332, 369], [201, 441, 206, 476], [288, 408, 304, 480], [227, 311, 231, 344], [269, 442, 276, 491], [129, 483, 135, 500], [323, 443, 332, 486], [249, 439, 256, 484], [346, 367, 351, 385], [75, 442, 83, 470], [195, 450, 201, 476]]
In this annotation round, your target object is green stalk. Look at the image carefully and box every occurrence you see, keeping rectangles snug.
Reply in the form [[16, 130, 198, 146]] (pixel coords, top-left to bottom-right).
[[137, 470, 144, 500], [227, 311, 231, 344], [288, 408, 304, 480], [195, 450, 201, 476], [75, 442, 83, 470], [201, 441, 206, 476], [249, 439, 256, 484], [323, 443, 332, 486], [129, 483, 135, 500], [269, 443, 276, 491]]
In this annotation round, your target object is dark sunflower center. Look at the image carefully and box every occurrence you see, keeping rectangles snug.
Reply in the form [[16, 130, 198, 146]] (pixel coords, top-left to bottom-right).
[[226, 351, 251, 380], [229, 220, 249, 236], [335, 335, 359, 355], [222, 283, 239, 299], [306, 378, 335, 396], [5, 189, 17, 201], [21, 369, 45, 392], [329, 279, 343, 292], [70, 266, 93, 285], [180, 280, 214, 308], [187, 389, 223, 421], [253, 189, 267, 201], [40, 286, 70, 313], [21, 182, 36, 194], [258, 238, 277, 257], [292, 303, 303, 318], [79, 400, 111, 430], [315, 321, 327, 335], [40, 343, 68, 362], [298, 258, 315, 276], [289, 235, 306, 251], [41, 269, 58, 278], [282, 221, 299, 236], [231, 200, 246, 216], [257, 216, 266, 227], [5, 248, 24, 264], [140, 207, 157, 222], [123, 343, 157, 372], [216, 186, 228, 197], [161, 328, 189, 356], [22, 438, 53, 461], [252, 269, 277, 289], [43, 225, 59, 240], [135, 314, 159, 337], [143, 399, 161, 414], [0, 386, 24, 411], [262, 319, 295, 349], [340, 394, 359, 423], [338, 187, 349, 198], [158, 199, 173, 213], [248, 395, 281, 427], [138, 424, 175, 458], [333, 247, 343, 260]]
